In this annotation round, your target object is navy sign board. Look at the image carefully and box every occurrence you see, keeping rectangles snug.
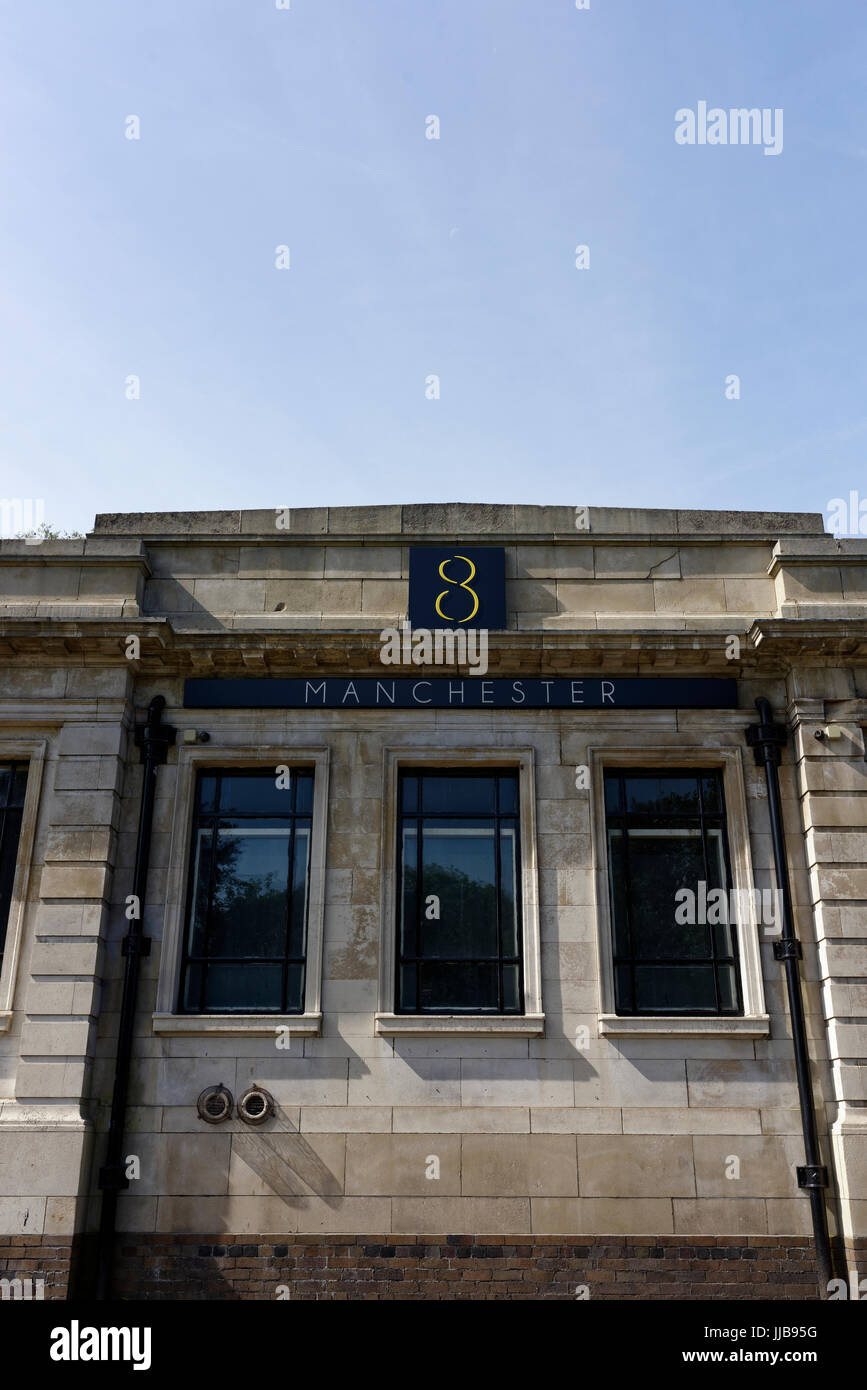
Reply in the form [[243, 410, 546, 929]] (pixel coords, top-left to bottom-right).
[[184, 677, 738, 711], [408, 547, 507, 630]]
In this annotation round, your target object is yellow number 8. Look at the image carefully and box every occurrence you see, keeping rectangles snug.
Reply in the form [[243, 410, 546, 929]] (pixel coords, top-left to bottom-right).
[[435, 555, 479, 623]]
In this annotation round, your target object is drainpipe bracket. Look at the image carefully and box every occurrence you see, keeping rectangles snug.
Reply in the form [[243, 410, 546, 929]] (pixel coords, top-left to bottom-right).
[[796, 1165, 829, 1190], [773, 939, 803, 961], [98, 1164, 131, 1192], [745, 719, 788, 766]]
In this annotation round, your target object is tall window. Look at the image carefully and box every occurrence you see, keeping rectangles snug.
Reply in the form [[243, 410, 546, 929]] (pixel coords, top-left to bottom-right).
[[397, 769, 523, 1014], [179, 769, 314, 1014], [604, 768, 742, 1015], [0, 762, 27, 976]]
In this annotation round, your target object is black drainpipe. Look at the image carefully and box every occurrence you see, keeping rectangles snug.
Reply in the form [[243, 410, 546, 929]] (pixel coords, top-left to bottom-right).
[[746, 696, 835, 1295], [92, 696, 176, 1300]]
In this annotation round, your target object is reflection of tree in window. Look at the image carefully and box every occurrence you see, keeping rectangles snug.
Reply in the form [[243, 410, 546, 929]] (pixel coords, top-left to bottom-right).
[[180, 770, 313, 1014]]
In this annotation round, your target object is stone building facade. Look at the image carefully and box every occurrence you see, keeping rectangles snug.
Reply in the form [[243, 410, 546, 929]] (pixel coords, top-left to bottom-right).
[[0, 503, 865, 1300]]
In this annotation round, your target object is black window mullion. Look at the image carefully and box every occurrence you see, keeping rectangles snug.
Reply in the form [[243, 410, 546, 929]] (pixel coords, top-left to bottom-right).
[[280, 820, 294, 1013], [200, 813, 221, 1013], [697, 782, 721, 1014], [414, 812, 421, 1013], [494, 777, 504, 1012]]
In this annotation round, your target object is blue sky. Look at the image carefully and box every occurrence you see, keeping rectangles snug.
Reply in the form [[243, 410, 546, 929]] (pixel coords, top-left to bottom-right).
[[1, 0, 865, 534]]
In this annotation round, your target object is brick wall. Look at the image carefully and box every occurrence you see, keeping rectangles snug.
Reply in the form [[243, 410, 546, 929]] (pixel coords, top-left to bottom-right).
[[0, 1235, 74, 1300], [110, 1233, 842, 1300]]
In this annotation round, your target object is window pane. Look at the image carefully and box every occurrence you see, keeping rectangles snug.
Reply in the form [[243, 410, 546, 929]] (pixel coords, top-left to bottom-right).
[[499, 825, 518, 957], [399, 964, 417, 1012], [421, 775, 495, 815], [614, 963, 633, 1013], [400, 826, 418, 957], [182, 962, 203, 1012], [625, 829, 711, 959], [401, 775, 419, 812], [187, 827, 214, 957], [418, 961, 498, 1012], [294, 773, 314, 814], [285, 962, 305, 1013], [625, 776, 700, 815], [0, 807, 23, 960], [717, 964, 738, 1011], [420, 819, 497, 958], [633, 964, 718, 1013], [604, 775, 622, 815], [497, 775, 518, 815], [288, 824, 311, 959], [198, 775, 218, 812], [10, 767, 27, 806], [502, 963, 521, 1011], [208, 827, 290, 958], [606, 829, 630, 958], [204, 963, 283, 1012], [217, 774, 295, 815], [701, 774, 722, 813], [706, 828, 735, 955]]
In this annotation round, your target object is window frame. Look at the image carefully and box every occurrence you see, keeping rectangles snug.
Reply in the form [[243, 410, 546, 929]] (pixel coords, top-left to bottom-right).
[[376, 746, 544, 1036], [602, 765, 743, 1018], [395, 767, 525, 1017], [153, 744, 329, 1037], [589, 746, 770, 1038], [177, 766, 317, 1018], [0, 739, 46, 1033]]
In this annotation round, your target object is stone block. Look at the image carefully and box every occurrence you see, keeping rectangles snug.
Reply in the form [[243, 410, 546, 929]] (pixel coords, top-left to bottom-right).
[[686, 1060, 798, 1108], [576, 1134, 694, 1196], [693, 1135, 802, 1197], [390, 1195, 530, 1233], [672, 1198, 767, 1234], [460, 1060, 575, 1108], [531, 1196, 674, 1234], [228, 1132, 345, 1198], [57, 724, 125, 758], [345, 1133, 460, 1195], [461, 1134, 578, 1196], [348, 1059, 460, 1107], [393, 1107, 530, 1133]]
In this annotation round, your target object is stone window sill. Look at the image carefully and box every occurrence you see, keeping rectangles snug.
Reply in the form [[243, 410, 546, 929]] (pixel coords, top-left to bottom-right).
[[152, 1012, 322, 1037], [375, 1013, 545, 1037], [598, 1014, 770, 1038]]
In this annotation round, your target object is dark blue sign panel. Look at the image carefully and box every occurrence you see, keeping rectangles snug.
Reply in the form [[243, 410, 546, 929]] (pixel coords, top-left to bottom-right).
[[408, 547, 507, 630], [184, 677, 738, 710]]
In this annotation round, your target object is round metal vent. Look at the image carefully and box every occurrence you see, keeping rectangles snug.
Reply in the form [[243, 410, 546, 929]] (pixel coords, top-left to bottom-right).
[[197, 1083, 233, 1125], [237, 1084, 275, 1126]]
